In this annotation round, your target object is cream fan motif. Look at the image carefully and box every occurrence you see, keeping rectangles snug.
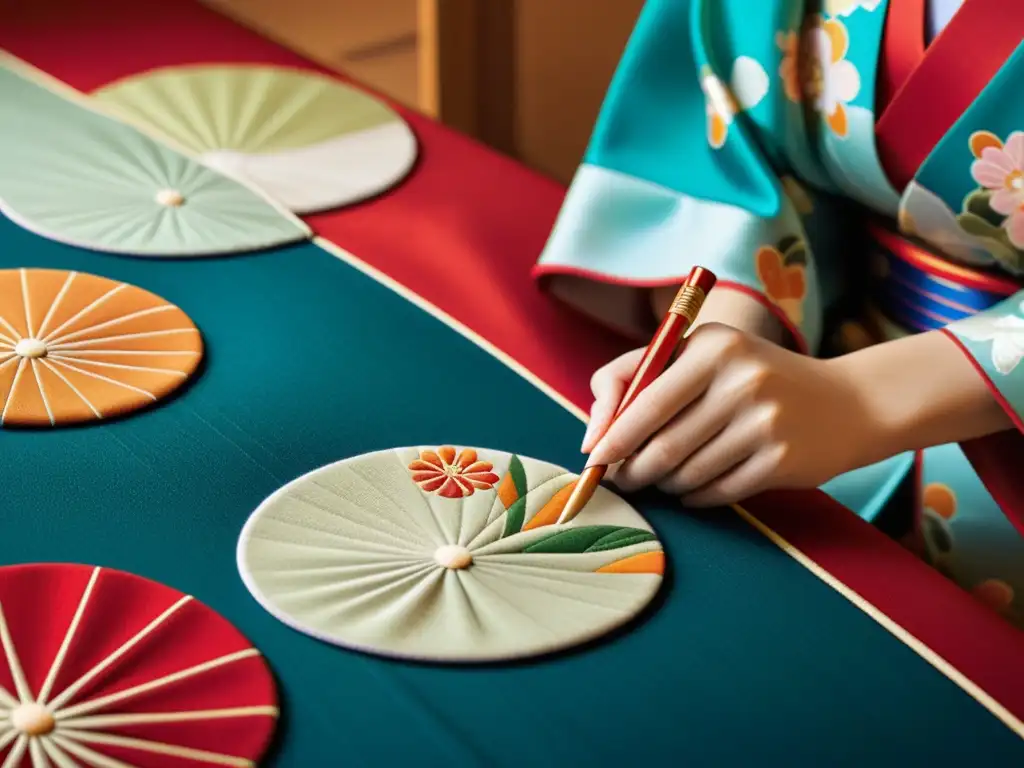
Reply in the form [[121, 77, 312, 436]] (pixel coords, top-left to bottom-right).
[[94, 65, 419, 215], [0, 268, 203, 427], [238, 446, 665, 663], [0, 563, 278, 767], [0, 60, 309, 258]]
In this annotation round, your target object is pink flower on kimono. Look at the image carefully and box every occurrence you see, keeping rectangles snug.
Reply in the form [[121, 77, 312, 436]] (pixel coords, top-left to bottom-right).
[[409, 446, 500, 498], [803, 17, 860, 137], [970, 130, 1024, 248]]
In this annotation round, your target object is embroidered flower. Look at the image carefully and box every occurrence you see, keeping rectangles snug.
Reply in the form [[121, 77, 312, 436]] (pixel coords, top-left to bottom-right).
[[972, 579, 1015, 617], [755, 241, 807, 326], [969, 130, 1024, 248], [408, 446, 499, 498], [824, 0, 883, 16], [700, 58, 769, 150], [803, 16, 860, 137], [952, 301, 1024, 375]]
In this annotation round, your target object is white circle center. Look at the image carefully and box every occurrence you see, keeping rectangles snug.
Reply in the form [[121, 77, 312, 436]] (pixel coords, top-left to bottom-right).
[[434, 544, 473, 570], [10, 703, 54, 735], [14, 338, 47, 359], [155, 189, 185, 207]]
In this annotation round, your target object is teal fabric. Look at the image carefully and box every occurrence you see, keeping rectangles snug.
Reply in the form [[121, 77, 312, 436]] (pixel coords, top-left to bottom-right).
[[1, 214, 1021, 764]]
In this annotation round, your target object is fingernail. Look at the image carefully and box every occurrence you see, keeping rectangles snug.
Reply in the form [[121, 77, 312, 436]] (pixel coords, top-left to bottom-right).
[[580, 422, 597, 453]]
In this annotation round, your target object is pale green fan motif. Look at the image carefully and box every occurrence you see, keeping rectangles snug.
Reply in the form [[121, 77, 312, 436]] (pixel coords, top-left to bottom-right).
[[237, 446, 665, 663], [0, 61, 310, 257], [93, 65, 418, 214]]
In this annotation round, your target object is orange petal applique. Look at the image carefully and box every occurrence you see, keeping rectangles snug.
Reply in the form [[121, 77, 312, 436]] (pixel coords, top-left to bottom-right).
[[415, 450, 443, 469], [408, 459, 441, 472], [708, 111, 728, 149], [822, 18, 849, 63], [923, 482, 956, 520], [596, 551, 665, 575], [827, 103, 849, 137], [782, 265, 807, 301], [417, 475, 447, 493], [497, 473, 519, 508], [972, 579, 1014, 615], [0, 268, 203, 427], [456, 448, 478, 468], [969, 130, 1003, 159], [522, 481, 578, 531], [437, 446, 456, 465]]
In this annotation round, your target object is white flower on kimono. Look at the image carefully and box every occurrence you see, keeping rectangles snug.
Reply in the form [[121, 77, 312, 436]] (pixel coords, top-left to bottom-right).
[[804, 16, 861, 138], [969, 130, 1024, 248], [898, 182, 996, 266], [952, 305, 1024, 375], [701, 58, 769, 150], [824, 0, 883, 17]]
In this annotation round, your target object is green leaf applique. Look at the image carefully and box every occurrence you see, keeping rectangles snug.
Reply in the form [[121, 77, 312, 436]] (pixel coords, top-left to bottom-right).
[[521, 526, 657, 554]]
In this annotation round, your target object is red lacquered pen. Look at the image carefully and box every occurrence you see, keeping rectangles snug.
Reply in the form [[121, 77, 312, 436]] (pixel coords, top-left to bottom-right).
[[556, 266, 717, 524]]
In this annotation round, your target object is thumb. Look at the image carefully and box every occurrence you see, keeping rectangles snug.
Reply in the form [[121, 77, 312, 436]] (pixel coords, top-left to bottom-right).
[[581, 348, 645, 453]]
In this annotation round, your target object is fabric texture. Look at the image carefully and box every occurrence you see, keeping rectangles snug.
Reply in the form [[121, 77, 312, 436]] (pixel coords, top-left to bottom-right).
[[93, 65, 419, 214], [0, 563, 278, 765], [0, 268, 203, 427], [0, 58, 309, 257], [238, 446, 664, 663]]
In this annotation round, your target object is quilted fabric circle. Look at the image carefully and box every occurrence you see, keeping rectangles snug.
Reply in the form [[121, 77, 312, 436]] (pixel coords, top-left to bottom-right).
[[0, 563, 278, 765], [0, 268, 203, 427], [238, 446, 665, 663], [94, 65, 418, 214]]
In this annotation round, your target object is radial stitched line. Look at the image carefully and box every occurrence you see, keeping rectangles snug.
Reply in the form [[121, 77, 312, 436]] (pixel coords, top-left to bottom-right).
[[60, 705, 279, 730], [41, 284, 126, 344], [58, 728, 255, 767], [39, 359, 103, 418], [0, 316, 19, 345], [0, 359, 26, 424], [0, 731, 19, 753], [60, 349, 199, 356], [267, 561, 438, 608], [461, 571, 560, 637], [2, 735, 27, 768], [336, 459, 445, 546], [48, 327, 198, 351], [19, 268, 34, 339], [259, 512, 419, 557], [476, 562, 646, 610], [48, 354, 189, 377], [56, 648, 262, 721], [29, 359, 55, 425], [37, 568, 100, 705], [28, 738, 46, 767], [34, 271, 76, 341], [48, 305, 176, 346], [47, 596, 193, 711], [299, 482, 434, 550], [40, 738, 78, 768], [0, 602, 32, 704], [47, 359, 157, 400]]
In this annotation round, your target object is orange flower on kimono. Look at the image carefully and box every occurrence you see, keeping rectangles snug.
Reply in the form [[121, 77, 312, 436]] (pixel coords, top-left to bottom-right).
[[755, 242, 807, 326], [803, 16, 860, 137], [776, 30, 802, 103], [970, 130, 1024, 248], [972, 579, 1016, 617], [409, 446, 500, 498], [700, 59, 769, 150]]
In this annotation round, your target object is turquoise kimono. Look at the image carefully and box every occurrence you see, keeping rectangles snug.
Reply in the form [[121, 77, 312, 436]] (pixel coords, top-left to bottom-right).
[[535, 0, 1024, 626]]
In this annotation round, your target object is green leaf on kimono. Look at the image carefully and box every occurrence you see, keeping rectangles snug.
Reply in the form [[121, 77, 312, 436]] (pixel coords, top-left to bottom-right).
[[957, 212, 1003, 238], [502, 497, 528, 538], [521, 526, 657, 554], [781, 241, 808, 268], [986, 232, 1024, 276], [963, 189, 1004, 226]]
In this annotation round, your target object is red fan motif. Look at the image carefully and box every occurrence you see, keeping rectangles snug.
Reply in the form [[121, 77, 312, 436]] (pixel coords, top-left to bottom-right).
[[0, 564, 278, 766]]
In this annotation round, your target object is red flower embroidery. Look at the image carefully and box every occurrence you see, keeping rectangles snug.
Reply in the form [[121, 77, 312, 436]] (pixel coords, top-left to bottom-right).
[[409, 446, 500, 498]]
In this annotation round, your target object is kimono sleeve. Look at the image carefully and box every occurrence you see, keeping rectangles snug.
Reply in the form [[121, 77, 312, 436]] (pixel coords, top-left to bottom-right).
[[531, 0, 831, 354]]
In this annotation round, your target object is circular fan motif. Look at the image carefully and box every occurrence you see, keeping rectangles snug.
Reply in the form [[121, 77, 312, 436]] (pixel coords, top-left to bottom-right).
[[0, 563, 278, 766], [94, 65, 419, 214], [0, 268, 203, 427], [238, 446, 665, 663], [0, 61, 309, 258]]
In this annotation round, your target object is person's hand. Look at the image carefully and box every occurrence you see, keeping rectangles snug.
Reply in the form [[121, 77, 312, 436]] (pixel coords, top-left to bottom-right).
[[581, 322, 878, 507]]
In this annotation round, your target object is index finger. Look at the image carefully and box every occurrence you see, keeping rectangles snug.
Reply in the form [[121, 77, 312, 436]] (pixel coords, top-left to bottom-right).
[[587, 343, 716, 466]]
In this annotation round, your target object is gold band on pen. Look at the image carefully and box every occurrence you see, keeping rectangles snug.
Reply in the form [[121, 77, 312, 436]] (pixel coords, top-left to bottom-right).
[[668, 284, 707, 323]]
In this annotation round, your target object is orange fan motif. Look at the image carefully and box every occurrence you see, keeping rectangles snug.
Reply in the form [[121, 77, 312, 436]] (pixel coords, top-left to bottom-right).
[[0, 268, 203, 426], [0, 563, 278, 766]]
